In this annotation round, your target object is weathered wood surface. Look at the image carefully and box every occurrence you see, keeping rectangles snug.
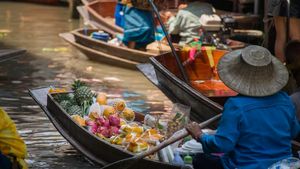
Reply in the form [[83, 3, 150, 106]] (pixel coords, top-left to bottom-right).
[[0, 49, 26, 63]]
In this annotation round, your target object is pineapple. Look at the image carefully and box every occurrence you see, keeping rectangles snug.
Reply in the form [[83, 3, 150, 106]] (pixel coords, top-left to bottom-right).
[[59, 100, 72, 110], [74, 86, 95, 106], [71, 80, 95, 106], [68, 105, 82, 116], [53, 93, 71, 103], [71, 80, 87, 91]]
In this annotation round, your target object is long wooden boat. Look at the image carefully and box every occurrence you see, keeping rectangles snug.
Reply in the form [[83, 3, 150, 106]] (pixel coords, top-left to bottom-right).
[[59, 32, 139, 69], [29, 87, 184, 168], [138, 50, 236, 123], [85, 0, 123, 34], [71, 28, 155, 63], [12, 0, 60, 4], [0, 49, 26, 62]]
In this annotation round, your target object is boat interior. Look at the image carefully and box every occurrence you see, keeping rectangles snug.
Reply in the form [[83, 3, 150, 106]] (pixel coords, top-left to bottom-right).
[[88, 0, 117, 26], [77, 28, 114, 38], [156, 50, 237, 105]]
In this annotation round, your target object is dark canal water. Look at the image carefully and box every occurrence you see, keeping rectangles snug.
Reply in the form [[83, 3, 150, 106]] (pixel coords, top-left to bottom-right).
[[0, 2, 172, 168]]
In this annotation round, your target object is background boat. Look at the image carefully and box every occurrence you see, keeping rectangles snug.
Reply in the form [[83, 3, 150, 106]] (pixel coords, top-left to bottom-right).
[[138, 50, 236, 124], [59, 32, 138, 69], [71, 28, 156, 63], [85, 0, 123, 34], [82, 0, 260, 32]]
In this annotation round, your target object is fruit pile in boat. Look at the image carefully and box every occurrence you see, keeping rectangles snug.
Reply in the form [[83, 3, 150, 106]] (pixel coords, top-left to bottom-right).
[[50, 80, 164, 154]]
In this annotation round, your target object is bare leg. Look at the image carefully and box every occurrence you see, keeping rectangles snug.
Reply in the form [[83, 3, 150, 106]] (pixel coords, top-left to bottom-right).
[[128, 41, 136, 49], [289, 18, 300, 41], [274, 16, 287, 63]]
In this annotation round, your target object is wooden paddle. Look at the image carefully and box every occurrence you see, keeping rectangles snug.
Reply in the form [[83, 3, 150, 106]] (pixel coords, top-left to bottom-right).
[[100, 113, 221, 169], [148, 0, 190, 84]]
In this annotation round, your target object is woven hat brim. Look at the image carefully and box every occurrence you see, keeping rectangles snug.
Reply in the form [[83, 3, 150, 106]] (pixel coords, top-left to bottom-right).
[[217, 50, 289, 97]]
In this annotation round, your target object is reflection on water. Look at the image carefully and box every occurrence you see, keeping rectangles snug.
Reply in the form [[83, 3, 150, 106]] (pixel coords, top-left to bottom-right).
[[0, 2, 171, 168]]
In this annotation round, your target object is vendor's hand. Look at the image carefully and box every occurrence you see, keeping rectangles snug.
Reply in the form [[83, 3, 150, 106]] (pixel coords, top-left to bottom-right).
[[186, 122, 203, 140], [178, 4, 187, 10]]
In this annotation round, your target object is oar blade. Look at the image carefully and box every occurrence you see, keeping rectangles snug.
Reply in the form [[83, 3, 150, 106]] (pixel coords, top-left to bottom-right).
[[101, 157, 138, 169]]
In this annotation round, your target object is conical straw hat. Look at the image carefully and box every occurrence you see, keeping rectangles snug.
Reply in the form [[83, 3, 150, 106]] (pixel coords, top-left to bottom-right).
[[217, 45, 289, 97]]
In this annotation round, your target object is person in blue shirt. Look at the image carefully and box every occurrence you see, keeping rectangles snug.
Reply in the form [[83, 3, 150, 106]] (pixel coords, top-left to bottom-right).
[[186, 45, 300, 169], [121, 0, 155, 49], [114, 0, 125, 28]]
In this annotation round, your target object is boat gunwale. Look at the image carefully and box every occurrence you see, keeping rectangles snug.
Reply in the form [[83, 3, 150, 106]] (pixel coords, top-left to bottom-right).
[[71, 28, 154, 57], [59, 32, 139, 68]]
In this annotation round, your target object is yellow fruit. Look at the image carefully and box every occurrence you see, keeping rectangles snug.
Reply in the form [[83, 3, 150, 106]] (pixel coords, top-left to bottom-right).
[[48, 87, 67, 93], [71, 115, 86, 126], [120, 119, 127, 126], [120, 108, 135, 122], [96, 92, 107, 105], [110, 135, 124, 145], [111, 99, 126, 112], [132, 126, 144, 134], [103, 106, 116, 118], [88, 112, 99, 121], [121, 124, 143, 134], [127, 141, 149, 153]]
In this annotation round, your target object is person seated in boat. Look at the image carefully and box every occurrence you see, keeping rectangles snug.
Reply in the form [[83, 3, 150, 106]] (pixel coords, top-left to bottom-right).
[[0, 107, 28, 169], [165, 0, 215, 46], [185, 45, 300, 169], [114, 0, 125, 28], [121, 0, 157, 49]]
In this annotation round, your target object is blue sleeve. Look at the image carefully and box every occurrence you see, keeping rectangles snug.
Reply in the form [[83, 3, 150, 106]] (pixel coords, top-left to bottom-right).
[[290, 104, 300, 138], [200, 99, 241, 153]]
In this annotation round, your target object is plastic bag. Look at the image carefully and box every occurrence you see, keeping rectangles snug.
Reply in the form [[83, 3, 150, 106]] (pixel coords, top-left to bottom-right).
[[268, 157, 300, 169], [166, 103, 191, 138]]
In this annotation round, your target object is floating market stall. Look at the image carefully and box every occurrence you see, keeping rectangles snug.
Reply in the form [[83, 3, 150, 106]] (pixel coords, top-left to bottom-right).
[[29, 79, 213, 168]]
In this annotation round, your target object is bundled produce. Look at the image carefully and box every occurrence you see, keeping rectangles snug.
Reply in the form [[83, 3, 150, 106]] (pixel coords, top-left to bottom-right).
[[51, 80, 165, 154]]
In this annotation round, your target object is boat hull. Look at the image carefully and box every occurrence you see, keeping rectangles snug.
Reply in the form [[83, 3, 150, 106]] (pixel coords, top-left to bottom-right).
[[0, 49, 26, 63], [147, 58, 222, 124], [60, 32, 138, 69], [72, 28, 153, 63], [29, 87, 181, 169]]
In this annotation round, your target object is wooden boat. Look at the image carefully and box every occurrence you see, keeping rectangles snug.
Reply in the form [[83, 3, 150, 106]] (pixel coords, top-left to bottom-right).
[[83, 0, 259, 33], [13, 0, 60, 5], [85, 0, 123, 34], [29, 87, 184, 168], [59, 32, 139, 69], [0, 49, 26, 62], [138, 50, 237, 123], [138, 52, 300, 152], [71, 28, 155, 63]]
